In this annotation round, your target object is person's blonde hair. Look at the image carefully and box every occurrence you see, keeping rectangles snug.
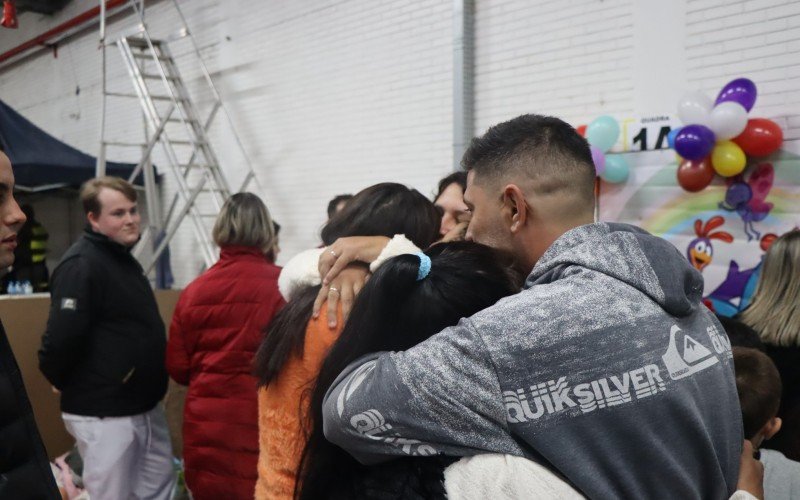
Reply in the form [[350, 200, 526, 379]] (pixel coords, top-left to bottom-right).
[[212, 192, 275, 253], [80, 176, 137, 215], [740, 229, 800, 347]]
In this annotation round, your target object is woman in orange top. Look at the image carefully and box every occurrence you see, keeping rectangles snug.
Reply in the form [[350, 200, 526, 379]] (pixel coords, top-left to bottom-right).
[[252, 183, 441, 499]]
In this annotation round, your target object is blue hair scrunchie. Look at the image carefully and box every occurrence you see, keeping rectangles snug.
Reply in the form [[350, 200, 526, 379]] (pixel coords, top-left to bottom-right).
[[415, 252, 431, 281]]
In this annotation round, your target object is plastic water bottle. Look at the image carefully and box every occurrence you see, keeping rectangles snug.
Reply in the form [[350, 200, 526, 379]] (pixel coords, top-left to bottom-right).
[[7, 281, 18, 295], [22, 281, 33, 295]]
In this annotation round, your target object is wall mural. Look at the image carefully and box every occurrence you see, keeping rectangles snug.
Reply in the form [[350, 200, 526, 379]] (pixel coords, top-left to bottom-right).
[[582, 78, 797, 317]]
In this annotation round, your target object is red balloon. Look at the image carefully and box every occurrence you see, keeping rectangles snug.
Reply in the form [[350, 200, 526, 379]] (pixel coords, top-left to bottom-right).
[[677, 157, 715, 192], [733, 118, 783, 157], [760, 233, 778, 252], [576, 124, 587, 137]]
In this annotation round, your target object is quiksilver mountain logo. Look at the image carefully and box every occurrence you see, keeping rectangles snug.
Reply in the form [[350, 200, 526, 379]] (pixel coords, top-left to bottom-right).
[[661, 325, 719, 380]]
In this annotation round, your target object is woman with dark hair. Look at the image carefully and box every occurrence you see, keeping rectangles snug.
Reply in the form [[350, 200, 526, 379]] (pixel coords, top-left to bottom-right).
[[253, 183, 440, 499], [165, 192, 284, 499], [434, 171, 469, 241], [295, 241, 521, 499]]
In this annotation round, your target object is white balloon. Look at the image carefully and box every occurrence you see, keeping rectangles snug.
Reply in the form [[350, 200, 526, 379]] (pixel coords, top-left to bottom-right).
[[677, 90, 713, 126], [709, 101, 748, 140]]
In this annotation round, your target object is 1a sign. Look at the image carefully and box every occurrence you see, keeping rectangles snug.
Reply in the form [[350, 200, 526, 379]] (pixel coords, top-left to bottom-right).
[[613, 115, 682, 153]]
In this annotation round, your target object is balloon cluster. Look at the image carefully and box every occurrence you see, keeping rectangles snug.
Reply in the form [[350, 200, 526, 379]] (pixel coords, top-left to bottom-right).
[[582, 115, 629, 184], [673, 78, 784, 192]]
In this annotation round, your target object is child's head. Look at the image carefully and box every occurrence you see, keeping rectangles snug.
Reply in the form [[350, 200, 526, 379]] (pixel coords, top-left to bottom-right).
[[733, 346, 783, 448]]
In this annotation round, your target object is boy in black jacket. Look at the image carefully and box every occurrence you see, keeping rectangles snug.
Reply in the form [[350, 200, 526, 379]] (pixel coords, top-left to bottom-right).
[[39, 176, 174, 500]]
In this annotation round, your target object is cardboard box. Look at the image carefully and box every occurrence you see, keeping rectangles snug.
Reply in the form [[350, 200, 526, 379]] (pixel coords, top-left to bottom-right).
[[1, 290, 183, 459]]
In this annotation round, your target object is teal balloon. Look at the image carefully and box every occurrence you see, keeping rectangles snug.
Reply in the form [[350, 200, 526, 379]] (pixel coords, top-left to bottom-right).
[[601, 155, 629, 184], [586, 115, 620, 152]]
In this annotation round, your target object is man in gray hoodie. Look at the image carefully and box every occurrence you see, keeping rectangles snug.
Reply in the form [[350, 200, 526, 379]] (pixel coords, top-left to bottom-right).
[[322, 114, 742, 498]]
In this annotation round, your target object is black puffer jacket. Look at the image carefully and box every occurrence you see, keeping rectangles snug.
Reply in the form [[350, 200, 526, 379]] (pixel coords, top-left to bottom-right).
[[0, 320, 60, 499], [38, 228, 168, 417]]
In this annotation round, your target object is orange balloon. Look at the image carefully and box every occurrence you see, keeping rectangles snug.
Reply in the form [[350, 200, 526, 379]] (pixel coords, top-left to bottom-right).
[[576, 124, 587, 137]]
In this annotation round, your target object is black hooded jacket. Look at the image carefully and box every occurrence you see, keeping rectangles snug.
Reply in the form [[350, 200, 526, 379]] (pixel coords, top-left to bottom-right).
[[38, 228, 168, 416], [0, 320, 60, 499]]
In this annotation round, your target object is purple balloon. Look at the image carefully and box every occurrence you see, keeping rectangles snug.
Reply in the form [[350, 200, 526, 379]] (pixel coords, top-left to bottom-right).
[[715, 78, 757, 112], [725, 182, 753, 208], [674, 125, 716, 160], [590, 145, 605, 175]]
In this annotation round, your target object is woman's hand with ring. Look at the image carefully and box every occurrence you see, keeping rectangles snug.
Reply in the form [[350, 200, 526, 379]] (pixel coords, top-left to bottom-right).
[[317, 236, 391, 285], [313, 263, 370, 328]]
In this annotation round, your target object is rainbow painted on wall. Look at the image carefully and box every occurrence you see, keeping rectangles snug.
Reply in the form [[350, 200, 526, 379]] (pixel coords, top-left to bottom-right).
[[601, 151, 800, 316]]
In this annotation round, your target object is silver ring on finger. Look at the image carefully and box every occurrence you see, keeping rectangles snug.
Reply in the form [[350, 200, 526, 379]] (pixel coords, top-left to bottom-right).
[[328, 286, 339, 295], [329, 248, 338, 258]]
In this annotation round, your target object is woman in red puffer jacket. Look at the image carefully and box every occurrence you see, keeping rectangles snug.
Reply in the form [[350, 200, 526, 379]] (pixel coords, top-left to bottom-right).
[[166, 193, 285, 499]]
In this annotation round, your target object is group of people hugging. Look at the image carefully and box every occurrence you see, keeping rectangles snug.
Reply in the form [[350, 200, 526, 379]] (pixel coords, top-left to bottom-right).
[[163, 114, 800, 499], [19, 113, 794, 500]]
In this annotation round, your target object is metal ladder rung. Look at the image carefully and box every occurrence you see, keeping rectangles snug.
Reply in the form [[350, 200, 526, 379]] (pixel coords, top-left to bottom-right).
[[107, 91, 179, 102], [166, 117, 199, 124], [126, 37, 162, 49], [152, 95, 187, 102], [103, 141, 146, 147], [142, 73, 178, 81], [132, 53, 171, 62], [171, 140, 206, 146]]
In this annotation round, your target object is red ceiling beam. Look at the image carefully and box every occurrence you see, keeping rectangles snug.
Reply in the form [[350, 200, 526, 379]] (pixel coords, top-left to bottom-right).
[[0, 0, 127, 65]]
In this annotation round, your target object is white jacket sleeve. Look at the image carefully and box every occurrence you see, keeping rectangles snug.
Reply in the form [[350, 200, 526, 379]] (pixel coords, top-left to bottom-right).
[[369, 235, 421, 272], [278, 247, 325, 300], [444, 454, 585, 500], [279, 236, 422, 301]]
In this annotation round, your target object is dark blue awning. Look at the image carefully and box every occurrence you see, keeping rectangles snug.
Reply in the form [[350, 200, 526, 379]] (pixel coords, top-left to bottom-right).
[[0, 99, 148, 189]]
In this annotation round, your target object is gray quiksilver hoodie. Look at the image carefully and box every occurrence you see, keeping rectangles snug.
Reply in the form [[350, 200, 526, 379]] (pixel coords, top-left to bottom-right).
[[323, 222, 742, 499]]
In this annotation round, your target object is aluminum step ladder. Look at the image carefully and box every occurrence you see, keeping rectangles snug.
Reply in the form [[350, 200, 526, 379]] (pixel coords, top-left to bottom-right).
[[97, 0, 259, 274]]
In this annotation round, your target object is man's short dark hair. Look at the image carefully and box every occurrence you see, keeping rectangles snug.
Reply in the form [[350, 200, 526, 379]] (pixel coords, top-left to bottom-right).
[[461, 114, 595, 203], [435, 171, 467, 202], [733, 347, 782, 439], [327, 194, 353, 219]]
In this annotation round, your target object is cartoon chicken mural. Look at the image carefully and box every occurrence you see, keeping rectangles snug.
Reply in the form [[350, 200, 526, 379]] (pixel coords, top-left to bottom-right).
[[687, 216, 734, 272]]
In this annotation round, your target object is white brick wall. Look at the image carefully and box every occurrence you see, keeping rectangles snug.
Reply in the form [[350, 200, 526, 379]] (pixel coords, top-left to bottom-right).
[[686, 0, 800, 141], [473, 0, 636, 133], [1, 0, 798, 286]]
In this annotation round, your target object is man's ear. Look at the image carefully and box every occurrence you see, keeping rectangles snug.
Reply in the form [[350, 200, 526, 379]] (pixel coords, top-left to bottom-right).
[[764, 417, 782, 441], [87, 211, 99, 231], [501, 184, 528, 233]]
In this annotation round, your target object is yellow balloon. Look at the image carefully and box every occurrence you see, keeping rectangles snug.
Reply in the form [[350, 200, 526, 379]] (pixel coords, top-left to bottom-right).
[[711, 140, 746, 177]]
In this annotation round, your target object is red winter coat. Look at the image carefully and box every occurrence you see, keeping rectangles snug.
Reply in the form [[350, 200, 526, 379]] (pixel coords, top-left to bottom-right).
[[166, 246, 285, 500]]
